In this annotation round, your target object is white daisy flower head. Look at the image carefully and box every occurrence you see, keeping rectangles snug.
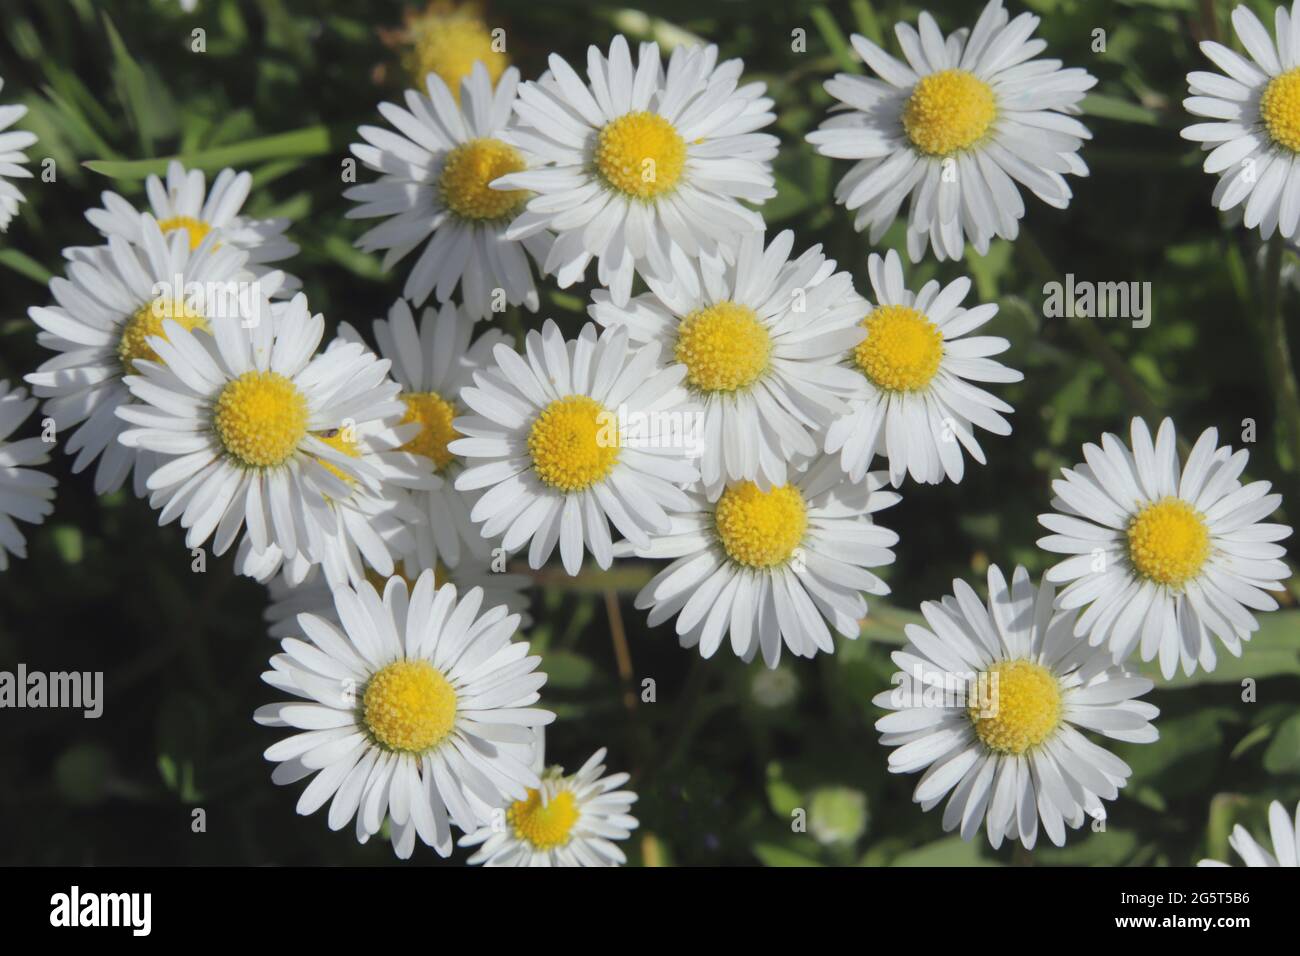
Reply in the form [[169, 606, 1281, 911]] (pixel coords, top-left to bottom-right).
[[235, 333, 438, 589], [452, 319, 700, 576], [342, 298, 510, 570], [116, 292, 404, 563], [619, 456, 899, 667], [255, 569, 554, 859], [0, 380, 57, 571], [25, 216, 271, 495], [824, 249, 1021, 487], [590, 229, 868, 493], [345, 62, 551, 319], [461, 738, 639, 866], [1200, 799, 1300, 866], [807, 0, 1095, 262], [79, 159, 300, 292], [496, 35, 779, 306], [875, 564, 1159, 850], [1037, 418, 1292, 679], [1183, 3, 1300, 239], [262, 551, 533, 640], [0, 77, 37, 232]]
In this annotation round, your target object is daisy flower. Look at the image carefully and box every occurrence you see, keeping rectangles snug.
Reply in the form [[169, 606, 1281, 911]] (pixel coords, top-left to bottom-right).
[[25, 217, 266, 495], [116, 293, 403, 562], [452, 319, 699, 575], [1200, 799, 1300, 866], [255, 570, 554, 858], [461, 738, 639, 866], [0, 381, 57, 571], [344, 62, 550, 318], [383, 0, 508, 98], [1181, 4, 1300, 239], [495, 36, 779, 305], [0, 77, 36, 232], [78, 160, 300, 293], [807, 0, 1095, 262], [589, 229, 867, 492], [1037, 418, 1292, 679], [618, 457, 899, 668], [262, 551, 533, 640], [874, 564, 1159, 849], [824, 250, 1021, 486], [340, 299, 508, 569]]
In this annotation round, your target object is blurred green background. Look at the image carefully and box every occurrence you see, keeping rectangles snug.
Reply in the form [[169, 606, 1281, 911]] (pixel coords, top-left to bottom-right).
[[0, 0, 1297, 866]]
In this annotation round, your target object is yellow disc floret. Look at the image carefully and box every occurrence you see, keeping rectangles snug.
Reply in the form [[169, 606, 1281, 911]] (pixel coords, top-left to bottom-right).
[[362, 659, 457, 753], [156, 215, 213, 252], [439, 138, 528, 221], [1260, 68, 1300, 153], [969, 659, 1062, 755], [854, 304, 943, 392], [527, 395, 620, 492], [400, 390, 461, 472], [401, 2, 508, 99], [314, 428, 362, 485], [674, 301, 772, 393], [508, 788, 580, 850], [213, 371, 308, 469], [594, 111, 687, 199], [902, 69, 997, 157], [117, 298, 209, 373], [714, 482, 808, 569], [1127, 497, 1211, 588]]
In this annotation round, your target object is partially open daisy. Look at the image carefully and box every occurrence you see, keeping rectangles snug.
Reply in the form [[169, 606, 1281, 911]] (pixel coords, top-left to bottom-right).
[[341, 299, 508, 569], [116, 293, 403, 563], [80, 159, 299, 292], [1037, 418, 1293, 679], [385, 0, 508, 99], [874, 564, 1159, 849], [590, 230, 866, 492], [1200, 799, 1300, 866], [495, 36, 779, 305], [807, 0, 1095, 261], [0, 77, 36, 232], [452, 319, 699, 575], [619, 457, 899, 667], [0, 381, 57, 571], [345, 62, 549, 318], [1183, 4, 1300, 239], [824, 250, 1021, 487], [461, 738, 638, 866], [236, 332, 436, 589], [255, 570, 553, 859], [25, 217, 265, 495]]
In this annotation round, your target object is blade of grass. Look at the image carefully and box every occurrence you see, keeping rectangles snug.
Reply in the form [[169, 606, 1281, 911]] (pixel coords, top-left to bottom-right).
[[0, 248, 54, 285], [811, 5, 859, 73], [82, 125, 335, 179]]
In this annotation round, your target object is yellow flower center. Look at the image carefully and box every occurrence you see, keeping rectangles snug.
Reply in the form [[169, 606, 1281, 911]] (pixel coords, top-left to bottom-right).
[[314, 428, 362, 485], [365, 560, 449, 593], [969, 660, 1062, 755], [404, 6, 508, 99], [400, 390, 461, 472], [117, 298, 209, 373], [213, 371, 308, 469], [508, 788, 580, 850], [714, 482, 807, 569], [156, 215, 213, 252], [854, 304, 943, 392], [1127, 497, 1212, 588], [439, 138, 528, 221], [674, 301, 772, 393], [594, 111, 686, 199], [362, 659, 457, 753], [1260, 68, 1300, 152], [902, 69, 997, 156], [527, 395, 620, 492]]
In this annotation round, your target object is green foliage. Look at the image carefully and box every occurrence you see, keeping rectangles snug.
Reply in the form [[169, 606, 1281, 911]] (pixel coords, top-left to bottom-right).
[[0, 0, 1296, 867]]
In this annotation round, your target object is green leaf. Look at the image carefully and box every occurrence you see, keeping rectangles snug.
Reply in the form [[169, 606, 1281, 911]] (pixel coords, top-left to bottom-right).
[[1079, 93, 1162, 126], [0, 248, 53, 285], [810, 6, 858, 74], [83, 125, 335, 179], [542, 650, 596, 689], [891, 836, 999, 866], [1263, 714, 1300, 774], [752, 841, 824, 867], [1145, 610, 1300, 686]]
